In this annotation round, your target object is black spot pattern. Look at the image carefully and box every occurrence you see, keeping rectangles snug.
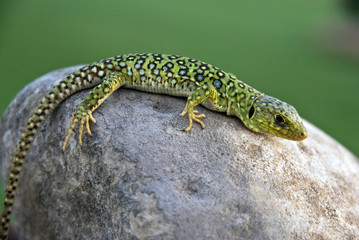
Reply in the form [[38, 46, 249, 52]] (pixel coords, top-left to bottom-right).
[[176, 59, 186, 65]]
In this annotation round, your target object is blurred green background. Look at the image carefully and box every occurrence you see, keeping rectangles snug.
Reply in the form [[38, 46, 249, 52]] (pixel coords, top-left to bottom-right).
[[0, 0, 358, 213]]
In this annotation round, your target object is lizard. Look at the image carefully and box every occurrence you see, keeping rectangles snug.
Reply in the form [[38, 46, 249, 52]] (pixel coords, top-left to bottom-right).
[[0, 53, 307, 239]]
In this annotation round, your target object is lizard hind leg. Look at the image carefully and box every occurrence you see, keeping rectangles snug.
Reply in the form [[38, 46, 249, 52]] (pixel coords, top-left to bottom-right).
[[62, 71, 125, 151]]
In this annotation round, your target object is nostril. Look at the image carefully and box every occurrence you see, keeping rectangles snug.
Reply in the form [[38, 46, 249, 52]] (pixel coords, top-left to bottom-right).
[[300, 131, 307, 139]]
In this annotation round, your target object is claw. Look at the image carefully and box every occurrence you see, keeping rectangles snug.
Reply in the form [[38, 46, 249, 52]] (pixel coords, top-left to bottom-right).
[[180, 107, 206, 132], [79, 119, 84, 146], [89, 112, 96, 124], [62, 111, 97, 151], [179, 109, 187, 117], [62, 129, 72, 151], [86, 117, 92, 136]]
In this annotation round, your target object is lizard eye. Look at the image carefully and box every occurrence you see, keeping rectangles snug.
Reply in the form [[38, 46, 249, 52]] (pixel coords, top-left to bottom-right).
[[275, 115, 285, 125], [249, 106, 255, 118]]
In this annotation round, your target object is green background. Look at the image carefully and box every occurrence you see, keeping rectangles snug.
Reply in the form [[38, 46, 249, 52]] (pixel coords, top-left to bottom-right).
[[0, 0, 358, 213]]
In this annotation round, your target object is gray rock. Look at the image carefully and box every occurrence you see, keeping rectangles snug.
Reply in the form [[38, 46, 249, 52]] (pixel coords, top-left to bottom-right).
[[1, 66, 359, 240]]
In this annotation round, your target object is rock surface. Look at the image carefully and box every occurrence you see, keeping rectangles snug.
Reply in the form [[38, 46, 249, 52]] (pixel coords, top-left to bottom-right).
[[1, 66, 359, 240]]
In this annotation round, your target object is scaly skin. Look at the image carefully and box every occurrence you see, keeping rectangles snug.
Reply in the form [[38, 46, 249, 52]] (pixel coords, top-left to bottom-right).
[[0, 53, 307, 239]]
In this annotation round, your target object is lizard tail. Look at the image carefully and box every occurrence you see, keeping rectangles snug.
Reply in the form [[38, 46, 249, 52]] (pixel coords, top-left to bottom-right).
[[0, 66, 103, 239]]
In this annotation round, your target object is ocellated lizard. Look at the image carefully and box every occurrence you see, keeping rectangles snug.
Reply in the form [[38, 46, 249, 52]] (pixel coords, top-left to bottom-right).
[[0, 53, 307, 239]]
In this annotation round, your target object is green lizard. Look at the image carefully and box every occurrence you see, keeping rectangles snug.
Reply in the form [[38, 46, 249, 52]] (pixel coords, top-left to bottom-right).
[[0, 53, 307, 239]]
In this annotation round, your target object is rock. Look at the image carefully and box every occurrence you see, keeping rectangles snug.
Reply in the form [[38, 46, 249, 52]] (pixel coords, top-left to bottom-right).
[[1, 66, 359, 240]]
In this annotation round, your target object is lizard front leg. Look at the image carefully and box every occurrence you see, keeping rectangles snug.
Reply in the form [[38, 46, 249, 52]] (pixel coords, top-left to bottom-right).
[[62, 71, 125, 151], [180, 83, 218, 132]]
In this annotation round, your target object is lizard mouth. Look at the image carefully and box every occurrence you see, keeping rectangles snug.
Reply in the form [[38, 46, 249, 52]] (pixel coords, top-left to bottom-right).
[[294, 130, 307, 141], [277, 128, 307, 141], [258, 124, 308, 141]]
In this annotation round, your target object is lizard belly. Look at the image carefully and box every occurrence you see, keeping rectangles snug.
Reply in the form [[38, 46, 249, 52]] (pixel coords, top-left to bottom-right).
[[127, 83, 192, 98]]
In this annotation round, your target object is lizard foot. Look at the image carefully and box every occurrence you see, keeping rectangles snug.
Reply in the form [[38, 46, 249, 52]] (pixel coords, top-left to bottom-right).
[[180, 109, 206, 132], [62, 109, 96, 151]]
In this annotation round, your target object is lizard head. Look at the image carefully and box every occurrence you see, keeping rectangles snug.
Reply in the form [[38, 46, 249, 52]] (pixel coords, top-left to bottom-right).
[[245, 95, 307, 141]]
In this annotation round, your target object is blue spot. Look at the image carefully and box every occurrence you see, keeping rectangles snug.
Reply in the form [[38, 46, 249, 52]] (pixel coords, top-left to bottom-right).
[[163, 66, 168, 71], [119, 62, 125, 67], [197, 69, 203, 74], [135, 64, 140, 69], [149, 63, 155, 69], [141, 76, 146, 81], [157, 77, 162, 82], [139, 69, 145, 75], [154, 69, 159, 75], [197, 75, 204, 81], [179, 70, 186, 75], [214, 80, 222, 88]]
